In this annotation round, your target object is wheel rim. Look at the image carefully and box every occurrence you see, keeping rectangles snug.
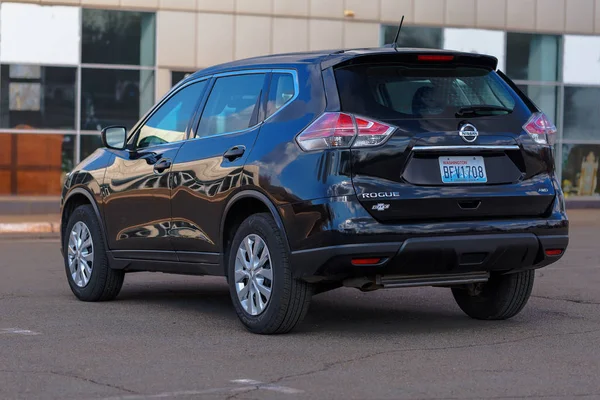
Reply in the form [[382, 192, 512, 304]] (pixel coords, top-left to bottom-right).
[[234, 234, 273, 316], [67, 221, 94, 288]]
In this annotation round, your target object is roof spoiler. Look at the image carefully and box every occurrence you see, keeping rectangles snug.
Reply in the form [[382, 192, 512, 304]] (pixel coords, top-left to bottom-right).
[[321, 51, 499, 71]]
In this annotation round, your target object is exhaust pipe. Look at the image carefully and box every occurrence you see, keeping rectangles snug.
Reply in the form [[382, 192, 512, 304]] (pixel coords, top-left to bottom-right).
[[342, 277, 380, 292], [377, 272, 489, 288], [343, 272, 490, 291]]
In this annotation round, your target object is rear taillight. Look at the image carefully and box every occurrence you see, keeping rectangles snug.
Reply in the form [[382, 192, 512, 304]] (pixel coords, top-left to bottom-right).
[[523, 112, 557, 145], [296, 112, 395, 151]]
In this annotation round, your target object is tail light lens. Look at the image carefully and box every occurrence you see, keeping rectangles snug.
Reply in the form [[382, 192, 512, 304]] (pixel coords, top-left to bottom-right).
[[523, 112, 557, 145], [296, 112, 395, 151]]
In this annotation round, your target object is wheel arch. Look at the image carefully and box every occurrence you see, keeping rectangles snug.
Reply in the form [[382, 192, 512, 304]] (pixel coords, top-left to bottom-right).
[[61, 188, 107, 252], [220, 190, 290, 275]]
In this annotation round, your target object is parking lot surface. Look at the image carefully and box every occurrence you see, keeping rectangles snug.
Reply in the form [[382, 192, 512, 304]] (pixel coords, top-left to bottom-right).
[[1, 223, 599, 400]]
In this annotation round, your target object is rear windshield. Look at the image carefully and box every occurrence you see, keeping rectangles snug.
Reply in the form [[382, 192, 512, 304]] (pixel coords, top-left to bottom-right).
[[334, 65, 517, 119]]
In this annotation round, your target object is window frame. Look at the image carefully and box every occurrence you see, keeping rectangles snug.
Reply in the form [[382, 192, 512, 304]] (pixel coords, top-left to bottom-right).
[[126, 77, 209, 150], [190, 68, 299, 142]]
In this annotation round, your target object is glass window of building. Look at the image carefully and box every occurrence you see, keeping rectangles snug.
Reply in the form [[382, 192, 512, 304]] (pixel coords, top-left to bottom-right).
[[563, 35, 600, 85], [82, 9, 155, 66], [0, 65, 76, 129], [80, 134, 103, 162], [443, 28, 506, 70], [380, 25, 442, 49], [517, 85, 558, 124], [563, 86, 600, 141], [0, 3, 80, 65], [561, 144, 600, 198], [172, 71, 193, 87], [506, 33, 560, 82], [81, 68, 155, 131]]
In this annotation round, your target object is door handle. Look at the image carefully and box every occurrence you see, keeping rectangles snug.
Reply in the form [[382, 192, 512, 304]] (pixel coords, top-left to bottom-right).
[[153, 158, 172, 174], [223, 146, 246, 162]]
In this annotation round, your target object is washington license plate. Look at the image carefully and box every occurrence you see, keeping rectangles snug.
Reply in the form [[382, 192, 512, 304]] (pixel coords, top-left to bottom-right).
[[439, 156, 487, 184]]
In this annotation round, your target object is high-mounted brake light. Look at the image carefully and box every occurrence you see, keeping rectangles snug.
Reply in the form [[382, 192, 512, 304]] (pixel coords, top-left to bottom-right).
[[296, 112, 395, 151], [523, 112, 557, 145], [418, 54, 454, 62]]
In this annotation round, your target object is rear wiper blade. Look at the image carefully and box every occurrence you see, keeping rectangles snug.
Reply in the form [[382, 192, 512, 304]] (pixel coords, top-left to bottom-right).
[[456, 105, 513, 117]]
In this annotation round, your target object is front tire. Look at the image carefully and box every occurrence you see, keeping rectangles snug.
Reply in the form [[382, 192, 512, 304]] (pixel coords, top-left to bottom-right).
[[227, 213, 312, 334], [452, 270, 534, 320], [63, 205, 124, 301]]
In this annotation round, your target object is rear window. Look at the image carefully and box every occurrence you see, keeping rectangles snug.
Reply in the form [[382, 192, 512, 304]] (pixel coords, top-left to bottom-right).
[[334, 65, 517, 119]]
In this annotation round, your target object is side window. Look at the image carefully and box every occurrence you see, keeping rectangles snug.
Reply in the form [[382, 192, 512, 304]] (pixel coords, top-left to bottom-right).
[[266, 73, 295, 117], [136, 80, 206, 149], [197, 74, 265, 138]]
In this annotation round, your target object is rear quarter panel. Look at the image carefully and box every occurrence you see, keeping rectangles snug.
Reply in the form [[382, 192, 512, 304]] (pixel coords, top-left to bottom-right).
[[245, 63, 355, 204]]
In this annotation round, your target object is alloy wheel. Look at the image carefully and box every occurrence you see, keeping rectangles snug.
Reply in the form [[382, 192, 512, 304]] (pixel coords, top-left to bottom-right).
[[67, 221, 94, 288], [234, 234, 273, 315]]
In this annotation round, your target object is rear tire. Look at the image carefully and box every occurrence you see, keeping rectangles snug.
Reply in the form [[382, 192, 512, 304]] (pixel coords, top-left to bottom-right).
[[227, 213, 312, 334], [63, 205, 124, 301], [452, 270, 534, 320]]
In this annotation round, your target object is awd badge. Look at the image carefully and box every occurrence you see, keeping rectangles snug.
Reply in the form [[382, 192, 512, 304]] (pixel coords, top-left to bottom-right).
[[372, 203, 390, 211]]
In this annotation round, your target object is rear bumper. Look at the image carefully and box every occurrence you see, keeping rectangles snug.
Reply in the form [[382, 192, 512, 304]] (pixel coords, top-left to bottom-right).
[[290, 233, 568, 279], [281, 194, 569, 280]]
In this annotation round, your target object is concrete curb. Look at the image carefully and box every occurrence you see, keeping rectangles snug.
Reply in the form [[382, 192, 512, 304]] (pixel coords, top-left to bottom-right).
[[0, 222, 60, 234]]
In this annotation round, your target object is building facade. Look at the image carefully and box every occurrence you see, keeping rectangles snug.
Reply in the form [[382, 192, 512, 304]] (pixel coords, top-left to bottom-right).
[[0, 0, 599, 201]]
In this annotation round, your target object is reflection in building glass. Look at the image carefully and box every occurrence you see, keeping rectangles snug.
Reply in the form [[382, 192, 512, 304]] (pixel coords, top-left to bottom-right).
[[9, 65, 41, 79], [562, 144, 600, 198], [9, 83, 41, 111]]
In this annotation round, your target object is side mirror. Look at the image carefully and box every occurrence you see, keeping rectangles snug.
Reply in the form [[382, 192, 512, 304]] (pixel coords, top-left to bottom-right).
[[101, 126, 127, 150]]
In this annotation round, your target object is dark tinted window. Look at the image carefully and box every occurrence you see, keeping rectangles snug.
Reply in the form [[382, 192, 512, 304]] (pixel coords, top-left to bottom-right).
[[197, 74, 265, 138], [81, 68, 154, 130], [266, 73, 295, 117], [136, 81, 207, 148], [381, 25, 443, 49], [506, 33, 560, 82], [172, 71, 192, 87], [563, 86, 600, 141], [335, 65, 517, 119], [82, 9, 155, 66], [0, 65, 76, 129]]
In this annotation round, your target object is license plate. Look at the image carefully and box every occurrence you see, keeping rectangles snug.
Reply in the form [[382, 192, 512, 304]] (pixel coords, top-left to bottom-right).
[[439, 156, 487, 184]]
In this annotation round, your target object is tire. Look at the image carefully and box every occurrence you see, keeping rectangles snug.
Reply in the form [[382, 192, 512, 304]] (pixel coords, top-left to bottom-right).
[[227, 213, 312, 334], [452, 270, 534, 320], [63, 205, 124, 301]]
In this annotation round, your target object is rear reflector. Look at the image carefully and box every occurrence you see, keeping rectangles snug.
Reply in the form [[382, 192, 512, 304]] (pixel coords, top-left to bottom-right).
[[351, 258, 382, 266], [296, 112, 395, 151], [545, 249, 563, 256], [523, 112, 557, 145], [418, 54, 455, 62]]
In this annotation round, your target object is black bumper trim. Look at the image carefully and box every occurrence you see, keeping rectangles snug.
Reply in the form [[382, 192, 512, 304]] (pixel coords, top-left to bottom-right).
[[291, 234, 568, 279]]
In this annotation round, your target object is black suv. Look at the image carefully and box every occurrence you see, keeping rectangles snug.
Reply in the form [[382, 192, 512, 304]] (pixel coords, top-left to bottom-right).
[[60, 48, 568, 334]]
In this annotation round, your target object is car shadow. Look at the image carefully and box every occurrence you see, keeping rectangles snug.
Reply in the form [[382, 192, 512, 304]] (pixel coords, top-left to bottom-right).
[[114, 278, 531, 336]]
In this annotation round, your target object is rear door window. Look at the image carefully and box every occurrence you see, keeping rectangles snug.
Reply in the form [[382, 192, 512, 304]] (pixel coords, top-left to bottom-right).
[[196, 73, 266, 138], [335, 65, 517, 119], [266, 73, 295, 118]]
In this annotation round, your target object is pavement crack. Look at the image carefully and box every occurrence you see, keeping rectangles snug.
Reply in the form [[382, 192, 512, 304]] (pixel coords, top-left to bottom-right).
[[410, 393, 600, 399], [532, 295, 600, 305], [46, 371, 138, 394], [267, 328, 600, 385], [0, 370, 137, 394], [225, 386, 260, 400]]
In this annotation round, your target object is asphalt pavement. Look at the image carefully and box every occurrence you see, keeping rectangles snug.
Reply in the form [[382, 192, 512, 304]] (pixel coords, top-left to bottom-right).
[[1, 224, 599, 400]]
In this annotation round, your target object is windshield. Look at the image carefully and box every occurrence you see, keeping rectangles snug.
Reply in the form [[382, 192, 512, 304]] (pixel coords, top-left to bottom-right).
[[334, 65, 518, 119]]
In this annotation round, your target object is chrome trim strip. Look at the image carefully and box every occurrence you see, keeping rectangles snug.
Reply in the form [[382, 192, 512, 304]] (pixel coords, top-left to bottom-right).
[[412, 145, 520, 152]]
